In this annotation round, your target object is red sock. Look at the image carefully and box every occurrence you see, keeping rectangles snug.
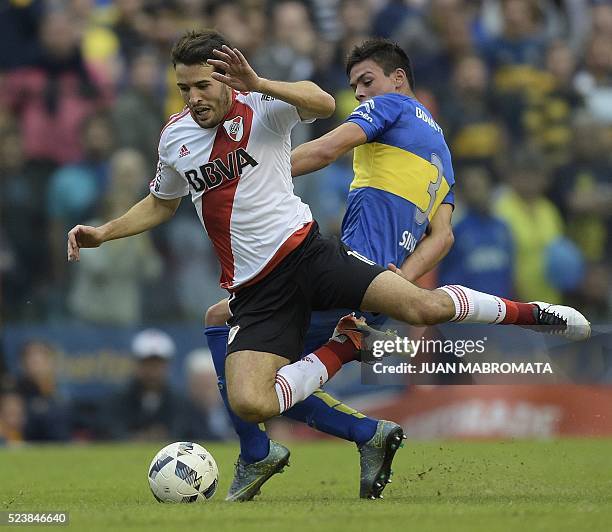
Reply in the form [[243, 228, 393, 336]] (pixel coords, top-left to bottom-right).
[[313, 340, 357, 378], [500, 299, 537, 325]]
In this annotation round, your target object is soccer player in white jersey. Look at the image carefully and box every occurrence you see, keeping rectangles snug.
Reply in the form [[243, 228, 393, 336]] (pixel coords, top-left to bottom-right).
[[68, 30, 591, 497]]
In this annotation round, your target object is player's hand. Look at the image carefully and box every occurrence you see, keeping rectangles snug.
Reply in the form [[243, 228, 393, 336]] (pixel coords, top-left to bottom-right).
[[67, 225, 104, 262], [207, 45, 261, 92], [387, 263, 406, 279]]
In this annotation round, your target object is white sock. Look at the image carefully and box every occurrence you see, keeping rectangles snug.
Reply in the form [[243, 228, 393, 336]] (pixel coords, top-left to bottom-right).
[[274, 354, 329, 413], [438, 285, 507, 324]]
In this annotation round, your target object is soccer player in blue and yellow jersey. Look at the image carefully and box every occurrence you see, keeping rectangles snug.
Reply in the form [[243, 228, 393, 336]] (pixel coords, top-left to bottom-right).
[[293, 38, 455, 283], [204, 39, 456, 503]]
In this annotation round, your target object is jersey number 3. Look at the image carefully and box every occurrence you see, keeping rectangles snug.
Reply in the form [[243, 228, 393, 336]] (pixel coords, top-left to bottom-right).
[[415, 153, 444, 225]]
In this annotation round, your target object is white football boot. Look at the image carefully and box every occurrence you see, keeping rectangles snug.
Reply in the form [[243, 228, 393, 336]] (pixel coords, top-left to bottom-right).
[[530, 301, 591, 341]]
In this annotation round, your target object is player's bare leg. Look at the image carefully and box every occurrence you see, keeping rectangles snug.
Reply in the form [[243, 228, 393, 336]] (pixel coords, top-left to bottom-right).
[[214, 304, 403, 500], [360, 271, 455, 325], [225, 316, 395, 423], [225, 350, 288, 423], [205, 298, 230, 327], [205, 301, 292, 501], [360, 271, 591, 340], [224, 271, 590, 424]]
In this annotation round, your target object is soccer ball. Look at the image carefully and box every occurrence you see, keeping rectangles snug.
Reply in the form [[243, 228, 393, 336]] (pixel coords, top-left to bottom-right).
[[148, 442, 219, 503]]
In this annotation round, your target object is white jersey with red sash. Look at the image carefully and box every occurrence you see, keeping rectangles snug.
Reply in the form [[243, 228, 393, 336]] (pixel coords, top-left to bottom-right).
[[150, 91, 313, 290]]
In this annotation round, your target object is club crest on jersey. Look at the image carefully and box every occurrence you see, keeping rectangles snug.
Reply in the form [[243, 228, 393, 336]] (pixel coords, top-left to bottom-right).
[[224, 116, 244, 142], [178, 144, 190, 158]]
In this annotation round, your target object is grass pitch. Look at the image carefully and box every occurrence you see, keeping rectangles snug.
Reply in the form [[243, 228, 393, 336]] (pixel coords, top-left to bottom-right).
[[1, 439, 611, 532]]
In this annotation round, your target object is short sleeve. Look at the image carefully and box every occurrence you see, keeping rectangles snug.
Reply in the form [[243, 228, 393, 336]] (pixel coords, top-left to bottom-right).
[[442, 187, 455, 206], [257, 95, 314, 135], [345, 94, 403, 142], [149, 135, 189, 199]]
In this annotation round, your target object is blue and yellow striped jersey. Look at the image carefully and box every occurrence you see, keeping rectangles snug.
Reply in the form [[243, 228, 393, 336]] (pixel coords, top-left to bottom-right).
[[342, 93, 455, 268]]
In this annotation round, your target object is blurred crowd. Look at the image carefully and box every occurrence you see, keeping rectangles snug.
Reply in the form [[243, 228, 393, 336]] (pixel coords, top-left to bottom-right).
[[0, 328, 236, 445], [2, 0, 611, 325], [1, 0, 612, 441]]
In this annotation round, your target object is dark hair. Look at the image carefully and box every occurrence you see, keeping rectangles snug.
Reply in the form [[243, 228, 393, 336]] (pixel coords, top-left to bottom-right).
[[170, 30, 232, 71], [346, 38, 415, 91]]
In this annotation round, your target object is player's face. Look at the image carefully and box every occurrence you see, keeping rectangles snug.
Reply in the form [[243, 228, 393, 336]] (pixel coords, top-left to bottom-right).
[[349, 59, 401, 102], [175, 63, 232, 128]]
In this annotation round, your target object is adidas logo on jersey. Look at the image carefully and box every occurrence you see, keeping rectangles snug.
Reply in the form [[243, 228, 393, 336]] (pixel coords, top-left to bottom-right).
[[179, 144, 190, 158], [223, 116, 244, 142]]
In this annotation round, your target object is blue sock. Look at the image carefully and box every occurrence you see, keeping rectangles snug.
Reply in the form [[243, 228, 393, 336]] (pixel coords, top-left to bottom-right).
[[205, 326, 270, 464], [206, 326, 378, 455], [284, 390, 378, 445]]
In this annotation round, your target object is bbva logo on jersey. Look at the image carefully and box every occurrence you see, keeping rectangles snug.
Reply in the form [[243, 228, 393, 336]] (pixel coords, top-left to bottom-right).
[[223, 116, 244, 142], [184, 148, 258, 193]]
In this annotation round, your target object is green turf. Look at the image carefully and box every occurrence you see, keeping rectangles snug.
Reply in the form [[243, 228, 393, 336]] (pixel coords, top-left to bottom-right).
[[1, 439, 611, 532]]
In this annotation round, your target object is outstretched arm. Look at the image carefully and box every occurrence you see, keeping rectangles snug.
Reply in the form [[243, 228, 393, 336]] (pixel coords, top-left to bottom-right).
[[207, 45, 335, 120], [388, 204, 454, 282], [67, 194, 180, 262], [291, 122, 367, 177]]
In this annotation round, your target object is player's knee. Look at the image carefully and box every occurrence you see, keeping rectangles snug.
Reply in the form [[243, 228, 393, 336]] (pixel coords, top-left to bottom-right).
[[232, 401, 271, 424], [204, 299, 230, 327], [228, 386, 275, 423]]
